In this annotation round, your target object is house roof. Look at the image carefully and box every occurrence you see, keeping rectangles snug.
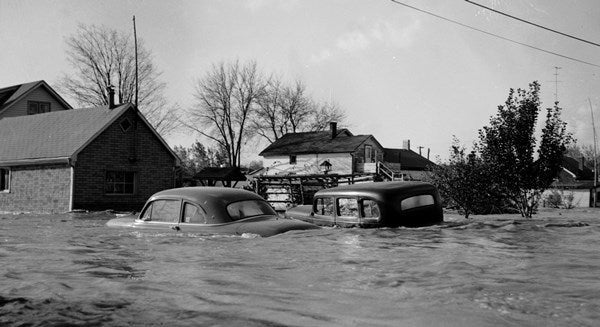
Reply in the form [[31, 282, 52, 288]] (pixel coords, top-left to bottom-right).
[[561, 156, 594, 180], [259, 129, 377, 156], [0, 104, 178, 166], [0, 80, 72, 115], [383, 148, 436, 170]]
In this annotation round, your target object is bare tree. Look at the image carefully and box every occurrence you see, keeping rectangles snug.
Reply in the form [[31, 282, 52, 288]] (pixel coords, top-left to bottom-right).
[[186, 60, 267, 167], [58, 24, 179, 136], [251, 78, 346, 143]]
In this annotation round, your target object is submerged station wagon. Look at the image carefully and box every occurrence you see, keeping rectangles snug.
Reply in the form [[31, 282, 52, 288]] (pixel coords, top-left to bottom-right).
[[284, 181, 443, 228], [106, 187, 319, 237]]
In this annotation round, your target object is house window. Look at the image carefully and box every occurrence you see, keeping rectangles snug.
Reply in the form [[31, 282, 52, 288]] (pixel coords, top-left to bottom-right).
[[0, 168, 9, 192], [289, 155, 297, 164], [27, 101, 51, 115], [105, 171, 136, 194]]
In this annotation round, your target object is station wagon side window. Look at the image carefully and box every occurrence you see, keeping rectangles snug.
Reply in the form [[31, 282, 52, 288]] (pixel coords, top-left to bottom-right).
[[400, 194, 435, 211], [361, 199, 380, 218], [315, 197, 334, 216], [141, 200, 180, 222], [182, 202, 208, 224], [337, 198, 358, 217]]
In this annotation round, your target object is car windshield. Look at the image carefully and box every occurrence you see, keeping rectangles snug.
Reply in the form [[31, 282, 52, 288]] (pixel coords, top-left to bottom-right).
[[227, 200, 277, 221]]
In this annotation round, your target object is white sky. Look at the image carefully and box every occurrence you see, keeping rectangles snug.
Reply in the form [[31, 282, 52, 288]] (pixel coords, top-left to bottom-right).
[[1, 0, 599, 163]]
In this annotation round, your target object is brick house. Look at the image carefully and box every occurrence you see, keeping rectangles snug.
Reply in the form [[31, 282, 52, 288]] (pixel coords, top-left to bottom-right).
[[0, 102, 180, 213], [258, 122, 435, 180], [0, 80, 72, 119]]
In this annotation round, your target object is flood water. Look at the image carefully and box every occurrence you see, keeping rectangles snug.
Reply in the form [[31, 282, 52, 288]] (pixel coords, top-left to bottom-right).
[[1, 211, 599, 327]]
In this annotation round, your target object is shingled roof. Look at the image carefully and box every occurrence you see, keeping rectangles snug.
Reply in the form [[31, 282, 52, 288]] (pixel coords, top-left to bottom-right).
[[0, 80, 72, 115], [259, 129, 377, 156], [0, 104, 177, 166], [383, 148, 436, 170]]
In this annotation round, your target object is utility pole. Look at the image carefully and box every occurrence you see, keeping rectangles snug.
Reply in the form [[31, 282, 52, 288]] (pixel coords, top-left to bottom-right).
[[589, 98, 598, 207]]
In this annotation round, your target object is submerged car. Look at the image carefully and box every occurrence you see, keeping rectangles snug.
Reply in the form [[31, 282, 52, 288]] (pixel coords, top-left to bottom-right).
[[285, 181, 443, 228], [106, 187, 319, 237]]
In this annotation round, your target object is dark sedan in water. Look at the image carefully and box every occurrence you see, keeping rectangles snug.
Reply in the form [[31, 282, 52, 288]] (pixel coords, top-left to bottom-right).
[[107, 187, 319, 237], [285, 181, 443, 228]]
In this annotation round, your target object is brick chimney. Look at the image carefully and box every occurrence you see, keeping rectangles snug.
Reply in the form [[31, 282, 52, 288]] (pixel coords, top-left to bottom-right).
[[403, 139, 411, 150], [107, 85, 116, 109], [330, 122, 337, 139], [580, 156, 585, 171]]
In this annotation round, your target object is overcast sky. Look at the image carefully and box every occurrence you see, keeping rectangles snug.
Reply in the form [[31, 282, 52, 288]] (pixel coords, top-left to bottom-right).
[[1, 0, 599, 162]]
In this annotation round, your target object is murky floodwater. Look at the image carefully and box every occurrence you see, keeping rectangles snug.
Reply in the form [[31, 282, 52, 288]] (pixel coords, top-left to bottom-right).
[[1, 211, 599, 327]]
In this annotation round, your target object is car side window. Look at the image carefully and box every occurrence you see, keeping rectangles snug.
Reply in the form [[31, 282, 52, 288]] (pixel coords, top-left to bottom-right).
[[147, 199, 180, 222], [361, 199, 380, 218], [315, 197, 334, 216], [337, 198, 358, 217], [182, 202, 208, 224]]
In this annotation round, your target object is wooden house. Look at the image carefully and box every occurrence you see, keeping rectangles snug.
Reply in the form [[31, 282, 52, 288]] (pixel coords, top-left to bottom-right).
[[0, 80, 72, 119], [258, 122, 435, 181]]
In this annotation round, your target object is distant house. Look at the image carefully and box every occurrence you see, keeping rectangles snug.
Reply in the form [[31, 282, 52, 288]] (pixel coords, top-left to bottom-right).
[[258, 122, 435, 180], [0, 101, 180, 213], [0, 80, 72, 119], [544, 156, 598, 207]]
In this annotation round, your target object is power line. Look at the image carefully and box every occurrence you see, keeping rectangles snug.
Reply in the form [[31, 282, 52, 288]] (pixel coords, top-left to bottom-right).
[[388, 0, 600, 68], [465, 0, 600, 48]]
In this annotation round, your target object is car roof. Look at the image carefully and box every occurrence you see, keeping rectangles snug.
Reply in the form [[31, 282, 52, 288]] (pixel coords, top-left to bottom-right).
[[149, 187, 264, 204], [315, 181, 436, 199]]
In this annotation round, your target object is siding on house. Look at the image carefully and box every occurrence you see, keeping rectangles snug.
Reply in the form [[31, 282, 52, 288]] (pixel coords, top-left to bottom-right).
[[351, 137, 385, 166], [0, 164, 71, 213], [263, 153, 353, 175], [73, 109, 176, 211], [0, 81, 72, 119], [0, 87, 69, 118]]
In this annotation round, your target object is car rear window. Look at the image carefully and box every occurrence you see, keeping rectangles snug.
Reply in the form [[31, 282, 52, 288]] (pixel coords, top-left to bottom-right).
[[227, 200, 276, 221], [400, 194, 435, 211]]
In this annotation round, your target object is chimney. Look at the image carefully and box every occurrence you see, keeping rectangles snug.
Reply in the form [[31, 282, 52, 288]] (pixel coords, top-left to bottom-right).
[[580, 156, 585, 171], [107, 85, 115, 109], [330, 122, 337, 139], [403, 139, 411, 150]]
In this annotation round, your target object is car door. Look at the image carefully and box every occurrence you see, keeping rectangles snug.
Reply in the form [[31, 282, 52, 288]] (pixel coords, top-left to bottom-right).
[[137, 199, 182, 230], [335, 197, 360, 227], [312, 196, 335, 226]]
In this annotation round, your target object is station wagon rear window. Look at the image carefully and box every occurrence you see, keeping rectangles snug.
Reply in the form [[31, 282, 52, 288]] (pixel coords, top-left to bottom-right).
[[227, 200, 276, 220], [400, 194, 435, 211], [361, 199, 380, 218]]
